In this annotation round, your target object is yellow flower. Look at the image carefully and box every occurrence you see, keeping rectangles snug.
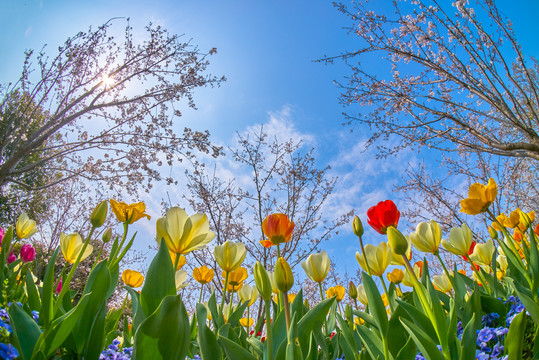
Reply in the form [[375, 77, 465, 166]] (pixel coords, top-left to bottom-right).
[[287, 293, 296, 303], [401, 261, 423, 287], [16, 212, 38, 239], [267, 271, 280, 294], [432, 273, 452, 293], [325, 285, 346, 301], [387, 268, 404, 284], [240, 318, 254, 327], [469, 239, 495, 266], [274, 257, 294, 292], [441, 223, 473, 257], [460, 178, 497, 215], [381, 293, 389, 307], [193, 265, 214, 285], [214, 241, 246, 272], [169, 251, 186, 270], [516, 209, 535, 232], [301, 251, 330, 283], [109, 199, 151, 224], [60, 232, 94, 263], [122, 269, 144, 288], [355, 242, 392, 277], [156, 207, 215, 255], [390, 237, 412, 266], [175, 270, 189, 291], [223, 267, 248, 292], [409, 220, 442, 254], [496, 254, 508, 279], [357, 284, 368, 306], [238, 284, 259, 307]]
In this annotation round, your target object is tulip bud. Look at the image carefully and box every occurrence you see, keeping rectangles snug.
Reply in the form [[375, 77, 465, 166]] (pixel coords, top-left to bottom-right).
[[274, 257, 294, 293], [387, 226, 408, 256], [352, 216, 364, 237], [102, 228, 112, 243], [303, 299, 310, 309], [348, 281, 357, 299], [90, 200, 108, 228], [253, 261, 272, 301], [519, 211, 532, 230], [488, 226, 498, 240]]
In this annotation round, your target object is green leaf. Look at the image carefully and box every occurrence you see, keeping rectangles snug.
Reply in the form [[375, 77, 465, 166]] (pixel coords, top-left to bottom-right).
[[337, 314, 359, 360], [505, 310, 527, 360], [106, 262, 120, 299], [140, 238, 176, 317], [395, 337, 417, 360], [387, 303, 413, 358], [219, 336, 257, 360], [195, 303, 221, 360], [297, 297, 335, 355], [396, 300, 437, 342], [246, 337, 264, 358], [9, 304, 41, 360], [313, 327, 329, 359], [83, 304, 107, 360], [400, 318, 444, 360], [507, 278, 539, 323], [125, 286, 145, 332], [286, 314, 303, 360], [25, 268, 41, 311], [459, 314, 476, 360], [134, 294, 190, 360], [352, 309, 377, 328], [362, 272, 388, 336], [39, 247, 60, 329], [290, 289, 305, 320], [355, 324, 384, 360]]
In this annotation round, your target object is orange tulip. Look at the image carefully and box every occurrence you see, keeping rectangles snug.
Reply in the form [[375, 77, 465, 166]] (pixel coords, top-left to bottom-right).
[[260, 213, 294, 247], [110, 199, 151, 224], [193, 266, 214, 285], [122, 269, 144, 288]]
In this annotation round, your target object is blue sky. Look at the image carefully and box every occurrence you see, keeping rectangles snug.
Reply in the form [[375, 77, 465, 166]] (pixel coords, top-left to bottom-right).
[[2, 0, 539, 279]]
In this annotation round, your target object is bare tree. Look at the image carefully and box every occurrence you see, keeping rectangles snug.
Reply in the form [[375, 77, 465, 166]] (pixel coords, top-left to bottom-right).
[[324, 0, 538, 159], [0, 18, 224, 197]]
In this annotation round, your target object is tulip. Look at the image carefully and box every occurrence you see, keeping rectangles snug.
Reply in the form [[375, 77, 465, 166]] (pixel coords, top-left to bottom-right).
[[348, 281, 358, 299], [238, 284, 259, 307], [357, 284, 368, 306], [488, 226, 498, 240], [55, 278, 63, 295], [387, 226, 408, 255], [267, 271, 279, 294], [432, 273, 452, 293], [367, 200, 400, 234], [352, 216, 364, 237], [193, 265, 214, 285], [387, 268, 404, 284], [122, 269, 144, 288], [253, 262, 273, 301], [287, 293, 296, 303], [169, 251, 186, 270], [390, 238, 412, 266], [469, 239, 495, 266], [102, 228, 112, 243], [260, 213, 295, 248], [460, 178, 497, 215], [156, 207, 215, 255], [441, 223, 473, 257], [274, 257, 294, 293], [240, 318, 254, 327], [60, 232, 93, 263], [214, 241, 246, 272], [301, 251, 330, 283], [497, 254, 508, 279], [355, 242, 392, 277], [401, 261, 424, 287], [223, 267, 248, 292], [7, 252, 16, 264], [175, 270, 189, 291], [517, 209, 535, 232], [325, 285, 345, 301], [110, 199, 151, 224], [409, 220, 442, 254], [0, 227, 4, 245], [20, 244, 36, 263], [16, 212, 38, 239], [90, 200, 108, 228]]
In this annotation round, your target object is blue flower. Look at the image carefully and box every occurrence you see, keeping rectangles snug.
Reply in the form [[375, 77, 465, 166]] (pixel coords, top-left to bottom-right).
[[0, 343, 19, 360], [477, 328, 494, 343]]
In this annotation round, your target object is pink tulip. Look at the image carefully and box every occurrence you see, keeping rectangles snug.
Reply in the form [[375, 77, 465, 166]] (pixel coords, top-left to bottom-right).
[[55, 278, 63, 295], [20, 244, 36, 263], [0, 227, 4, 245], [7, 252, 16, 264]]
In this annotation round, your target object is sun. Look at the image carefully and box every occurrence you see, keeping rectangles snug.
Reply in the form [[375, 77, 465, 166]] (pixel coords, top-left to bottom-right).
[[101, 74, 115, 88]]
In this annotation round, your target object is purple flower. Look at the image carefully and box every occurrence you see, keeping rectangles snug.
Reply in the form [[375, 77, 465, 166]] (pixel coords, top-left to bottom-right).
[[0, 228, 4, 245], [7, 252, 16, 264], [20, 244, 36, 262], [477, 327, 494, 343]]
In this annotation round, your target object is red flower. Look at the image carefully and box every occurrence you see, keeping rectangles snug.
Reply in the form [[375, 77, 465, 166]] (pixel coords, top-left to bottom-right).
[[534, 224, 539, 236], [367, 200, 400, 234], [20, 244, 36, 263], [462, 241, 476, 261], [260, 213, 294, 248]]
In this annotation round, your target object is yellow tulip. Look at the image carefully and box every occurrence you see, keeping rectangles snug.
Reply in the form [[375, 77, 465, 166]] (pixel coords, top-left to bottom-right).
[[157, 207, 215, 255], [357, 284, 368, 306], [238, 284, 259, 307], [432, 273, 452, 293], [401, 261, 423, 287], [267, 271, 280, 294], [325, 285, 345, 301], [274, 257, 294, 292], [193, 265, 214, 285], [387, 268, 404, 284], [253, 262, 272, 300], [109, 199, 151, 224], [16, 212, 38, 239], [214, 241, 246, 272], [409, 220, 441, 254], [169, 251, 186, 270], [469, 239, 495, 266], [348, 281, 358, 299], [390, 236, 412, 266], [240, 318, 254, 327], [122, 269, 144, 288], [517, 209, 535, 232], [355, 242, 392, 277], [496, 254, 508, 279], [441, 223, 473, 257], [60, 232, 93, 263], [287, 293, 296, 303], [301, 251, 330, 283], [223, 267, 248, 292], [460, 178, 497, 215], [175, 270, 189, 291]]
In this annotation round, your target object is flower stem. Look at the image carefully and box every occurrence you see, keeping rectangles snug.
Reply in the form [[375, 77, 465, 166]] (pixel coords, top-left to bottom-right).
[[265, 300, 273, 360], [220, 271, 229, 312]]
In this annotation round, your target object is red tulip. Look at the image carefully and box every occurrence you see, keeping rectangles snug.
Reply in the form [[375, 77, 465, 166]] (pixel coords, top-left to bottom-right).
[[55, 278, 63, 295], [367, 200, 400, 234], [7, 252, 16, 264]]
